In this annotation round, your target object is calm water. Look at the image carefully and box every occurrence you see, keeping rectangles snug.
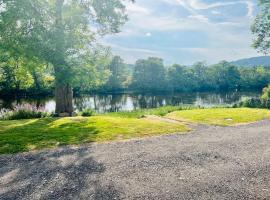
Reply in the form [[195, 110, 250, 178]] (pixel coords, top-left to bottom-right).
[[0, 91, 261, 113]]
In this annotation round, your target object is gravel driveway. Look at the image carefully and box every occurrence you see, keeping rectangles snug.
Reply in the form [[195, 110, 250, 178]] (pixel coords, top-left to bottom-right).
[[1, 120, 270, 200]]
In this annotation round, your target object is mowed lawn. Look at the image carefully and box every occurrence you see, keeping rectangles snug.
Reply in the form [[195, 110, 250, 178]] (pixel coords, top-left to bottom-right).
[[0, 116, 189, 154], [1, 108, 270, 154], [166, 108, 270, 126]]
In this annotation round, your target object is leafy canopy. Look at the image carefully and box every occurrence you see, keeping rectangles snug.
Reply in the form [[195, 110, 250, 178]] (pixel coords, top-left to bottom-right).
[[252, 0, 270, 53], [0, 0, 130, 84]]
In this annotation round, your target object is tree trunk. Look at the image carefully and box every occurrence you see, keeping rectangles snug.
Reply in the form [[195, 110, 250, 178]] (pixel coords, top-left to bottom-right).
[[54, 0, 73, 116], [55, 81, 73, 115]]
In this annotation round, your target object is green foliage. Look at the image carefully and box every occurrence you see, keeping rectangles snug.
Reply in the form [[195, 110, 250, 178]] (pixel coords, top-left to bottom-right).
[[0, 51, 54, 95], [239, 66, 270, 90], [167, 61, 243, 92], [208, 61, 241, 90], [2, 54, 270, 95], [168, 64, 197, 92], [0, 53, 34, 91], [262, 84, 270, 100], [132, 57, 167, 92], [72, 45, 112, 92], [252, 0, 270, 53], [105, 56, 129, 91], [236, 85, 270, 109], [261, 85, 270, 108], [81, 108, 95, 117], [237, 98, 263, 108], [0, 0, 130, 98]]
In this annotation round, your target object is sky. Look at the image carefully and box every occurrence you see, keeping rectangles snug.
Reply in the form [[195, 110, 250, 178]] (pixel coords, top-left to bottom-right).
[[102, 0, 263, 65]]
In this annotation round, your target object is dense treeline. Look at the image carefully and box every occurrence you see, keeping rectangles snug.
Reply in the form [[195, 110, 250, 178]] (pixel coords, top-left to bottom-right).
[[1, 55, 270, 97]]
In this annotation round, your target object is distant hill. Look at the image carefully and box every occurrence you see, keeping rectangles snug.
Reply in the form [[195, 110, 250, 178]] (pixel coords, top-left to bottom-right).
[[231, 56, 270, 67]]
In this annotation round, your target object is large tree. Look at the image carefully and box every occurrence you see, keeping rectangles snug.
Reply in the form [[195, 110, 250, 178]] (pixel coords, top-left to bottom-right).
[[106, 56, 128, 91], [132, 57, 166, 92], [0, 0, 131, 115]]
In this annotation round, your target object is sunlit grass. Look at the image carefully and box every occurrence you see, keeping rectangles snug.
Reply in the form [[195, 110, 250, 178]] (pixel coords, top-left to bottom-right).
[[166, 108, 270, 126], [106, 105, 196, 118], [0, 116, 189, 154]]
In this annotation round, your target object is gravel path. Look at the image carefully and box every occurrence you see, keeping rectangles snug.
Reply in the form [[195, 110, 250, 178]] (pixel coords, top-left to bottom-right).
[[1, 120, 270, 200]]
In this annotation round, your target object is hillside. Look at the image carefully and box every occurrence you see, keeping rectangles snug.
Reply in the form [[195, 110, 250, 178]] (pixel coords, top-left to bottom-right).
[[231, 56, 270, 67]]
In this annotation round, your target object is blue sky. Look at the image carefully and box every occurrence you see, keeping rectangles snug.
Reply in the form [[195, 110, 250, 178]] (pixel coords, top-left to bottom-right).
[[102, 0, 262, 65]]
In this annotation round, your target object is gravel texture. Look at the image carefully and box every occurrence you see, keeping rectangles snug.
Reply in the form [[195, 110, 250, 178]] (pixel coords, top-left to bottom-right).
[[0, 120, 270, 200]]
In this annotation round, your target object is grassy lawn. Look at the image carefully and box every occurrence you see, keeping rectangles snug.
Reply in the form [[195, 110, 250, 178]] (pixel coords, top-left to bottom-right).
[[166, 108, 270, 126], [0, 116, 189, 154], [1, 107, 270, 154], [106, 105, 195, 118]]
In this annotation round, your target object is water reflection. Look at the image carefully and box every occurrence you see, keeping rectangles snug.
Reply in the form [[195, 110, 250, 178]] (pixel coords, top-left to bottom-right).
[[0, 91, 260, 113]]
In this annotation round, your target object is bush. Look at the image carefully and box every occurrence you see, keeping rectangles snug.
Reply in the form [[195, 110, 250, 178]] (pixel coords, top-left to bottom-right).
[[238, 97, 262, 108], [262, 85, 270, 101], [0, 104, 52, 120], [81, 108, 95, 117], [259, 85, 270, 108]]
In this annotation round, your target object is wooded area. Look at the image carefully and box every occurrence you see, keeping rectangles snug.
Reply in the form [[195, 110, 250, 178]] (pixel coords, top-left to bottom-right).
[[1, 0, 270, 116]]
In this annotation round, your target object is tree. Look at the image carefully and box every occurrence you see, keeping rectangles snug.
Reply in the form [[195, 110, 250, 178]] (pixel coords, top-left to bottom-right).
[[192, 61, 208, 91], [0, 0, 131, 115], [132, 57, 166, 92], [106, 56, 128, 91], [252, 0, 270, 53], [0, 52, 34, 93], [72, 45, 112, 93], [208, 61, 240, 91]]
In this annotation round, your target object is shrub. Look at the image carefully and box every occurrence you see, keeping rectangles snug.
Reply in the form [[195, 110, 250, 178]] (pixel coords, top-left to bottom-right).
[[238, 97, 262, 108], [81, 108, 95, 117], [0, 104, 52, 120], [261, 99, 270, 109], [262, 85, 270, 101], [259, 85, 270, 108]]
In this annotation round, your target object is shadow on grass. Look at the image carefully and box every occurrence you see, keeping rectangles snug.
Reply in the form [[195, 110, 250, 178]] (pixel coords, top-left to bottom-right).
[[0, 147, 122, 199], [0, 118, 100, 154]]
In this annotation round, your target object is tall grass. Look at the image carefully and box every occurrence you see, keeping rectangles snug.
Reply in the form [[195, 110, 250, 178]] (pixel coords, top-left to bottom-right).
[[0, 104, 52, 120]]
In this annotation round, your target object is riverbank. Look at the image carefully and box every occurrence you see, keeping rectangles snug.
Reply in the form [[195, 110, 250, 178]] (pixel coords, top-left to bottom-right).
[[1, 107, 270, 154]]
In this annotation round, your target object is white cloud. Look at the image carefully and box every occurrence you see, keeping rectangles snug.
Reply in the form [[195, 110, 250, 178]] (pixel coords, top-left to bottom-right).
[[164, 0, 254, 18], [188, 14, 209, 23], [103, 0, 259, 64], [188, 0, 238, 10], [246, 1, 254, 18], [211, 10, 221, 15], [126, 3, 150, 15]]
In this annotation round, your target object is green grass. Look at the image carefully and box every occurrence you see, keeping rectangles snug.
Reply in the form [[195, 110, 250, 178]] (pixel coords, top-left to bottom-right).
[[0, 116, 189, 154], [2, 107, 270, 155], [106, 105, 196, 118], [166, 108, 270, 126]]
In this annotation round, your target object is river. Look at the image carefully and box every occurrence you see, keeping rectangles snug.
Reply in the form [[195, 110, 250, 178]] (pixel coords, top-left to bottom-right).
[[0, 91, 261, 113]]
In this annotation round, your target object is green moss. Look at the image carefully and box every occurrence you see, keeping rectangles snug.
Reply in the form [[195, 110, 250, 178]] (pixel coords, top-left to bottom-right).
[[0, 116, 188, 154], [166, 108, 270, 126]]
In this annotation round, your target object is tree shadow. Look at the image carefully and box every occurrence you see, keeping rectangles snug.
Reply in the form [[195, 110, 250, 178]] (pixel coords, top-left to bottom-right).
[[0, 118, 100, 154], [0, 147, 121, 199]]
